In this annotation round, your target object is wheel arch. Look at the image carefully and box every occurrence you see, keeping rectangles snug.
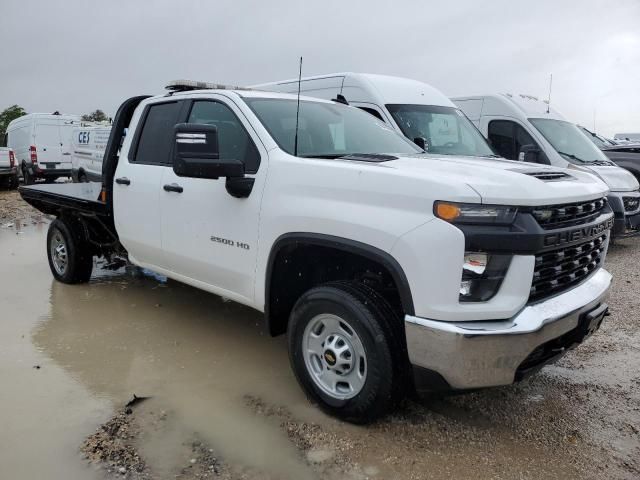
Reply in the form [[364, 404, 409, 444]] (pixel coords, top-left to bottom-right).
[[264, 233, 414, 336]]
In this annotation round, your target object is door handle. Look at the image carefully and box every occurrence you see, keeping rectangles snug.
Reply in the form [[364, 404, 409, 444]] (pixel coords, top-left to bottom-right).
[[163, 183, 184, 193], [115, 177, 131, 185]]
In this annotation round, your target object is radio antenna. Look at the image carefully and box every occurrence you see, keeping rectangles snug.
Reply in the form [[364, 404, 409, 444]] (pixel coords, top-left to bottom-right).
[[294, 56, 303, 157], [546, 73, 553, 114]]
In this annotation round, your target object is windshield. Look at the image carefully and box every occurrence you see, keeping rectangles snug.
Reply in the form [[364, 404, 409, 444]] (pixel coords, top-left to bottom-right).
[[530, 118, 611, 164], [386, 104, 496, 157], [243, 98, 422, 158]]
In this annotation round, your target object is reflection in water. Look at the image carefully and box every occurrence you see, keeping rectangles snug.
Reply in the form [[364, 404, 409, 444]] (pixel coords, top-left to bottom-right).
[[33, 267, 325, 479]]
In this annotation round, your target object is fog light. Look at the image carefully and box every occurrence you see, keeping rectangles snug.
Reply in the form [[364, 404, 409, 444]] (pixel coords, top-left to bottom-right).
[[459, 253, 511, 302]]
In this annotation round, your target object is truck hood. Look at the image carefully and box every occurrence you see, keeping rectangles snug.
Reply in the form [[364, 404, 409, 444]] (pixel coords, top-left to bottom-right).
[[387, 154, 609, 206], [573, 164, 639, 192]]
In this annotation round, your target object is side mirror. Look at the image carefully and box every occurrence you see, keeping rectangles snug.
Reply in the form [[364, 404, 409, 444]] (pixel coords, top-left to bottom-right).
[[173, 123, 244, 179], [518, 144, 540, 163], [413, 137, 428, 151]]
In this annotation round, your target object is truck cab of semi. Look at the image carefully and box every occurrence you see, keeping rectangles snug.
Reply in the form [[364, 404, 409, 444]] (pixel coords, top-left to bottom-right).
[[453, 94, 640, 237], [20, 81, 614, 423]]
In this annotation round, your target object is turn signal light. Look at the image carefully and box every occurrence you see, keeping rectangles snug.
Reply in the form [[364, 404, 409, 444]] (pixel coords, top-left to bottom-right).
[[436, 202, 461, 221]]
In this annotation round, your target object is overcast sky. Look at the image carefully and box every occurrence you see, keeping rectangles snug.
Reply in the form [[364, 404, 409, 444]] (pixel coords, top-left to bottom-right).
[[1, 0, 639, 136]]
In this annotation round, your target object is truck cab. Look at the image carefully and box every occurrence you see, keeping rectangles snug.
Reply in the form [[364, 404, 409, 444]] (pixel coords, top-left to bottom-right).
[[452, 94, 640, 237], [20, 82, 614, 423]]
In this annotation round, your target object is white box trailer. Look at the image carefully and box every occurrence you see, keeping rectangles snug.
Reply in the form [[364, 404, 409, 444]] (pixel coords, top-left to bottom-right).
[[6, 113, 81, 184], [71, 124, 111, 182]]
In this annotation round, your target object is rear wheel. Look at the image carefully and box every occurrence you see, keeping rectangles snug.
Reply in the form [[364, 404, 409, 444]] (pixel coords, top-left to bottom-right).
[[288, 281, 401, 423], [47, 218, 94, 284], [22, 165, 34, 185], [8, 174, 19, 189], [77, 171, 88, 183]]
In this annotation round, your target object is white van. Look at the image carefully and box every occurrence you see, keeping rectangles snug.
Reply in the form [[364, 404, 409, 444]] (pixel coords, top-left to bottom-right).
[[6, 113, 81, 184], [71, 124, 111, 182], [253, 73, 497, 158], [452, 94, 640, 237]]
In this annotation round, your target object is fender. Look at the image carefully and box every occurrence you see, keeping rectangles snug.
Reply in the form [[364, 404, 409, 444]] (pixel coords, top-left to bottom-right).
[[264, 232, 415, 330]]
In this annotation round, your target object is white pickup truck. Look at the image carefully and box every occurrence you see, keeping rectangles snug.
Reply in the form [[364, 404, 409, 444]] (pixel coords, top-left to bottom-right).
[[0, 147, 18, 189], [20, 81, 614, 423]]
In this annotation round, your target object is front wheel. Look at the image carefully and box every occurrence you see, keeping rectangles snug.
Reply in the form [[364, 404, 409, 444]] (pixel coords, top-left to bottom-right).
[[288, 282, 400, 423], [47, 218, 94, 284]]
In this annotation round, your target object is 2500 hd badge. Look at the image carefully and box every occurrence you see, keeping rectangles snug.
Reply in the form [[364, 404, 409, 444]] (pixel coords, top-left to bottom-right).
[[210, 236, 250, 250]]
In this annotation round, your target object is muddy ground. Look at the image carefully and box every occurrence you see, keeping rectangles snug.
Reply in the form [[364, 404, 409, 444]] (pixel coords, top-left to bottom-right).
[[0, 187, 638, 479]]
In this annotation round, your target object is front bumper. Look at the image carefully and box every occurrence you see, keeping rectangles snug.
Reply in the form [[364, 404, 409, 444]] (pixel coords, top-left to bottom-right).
[[405, 268, 611, 390], [608, 191, 640, 237]]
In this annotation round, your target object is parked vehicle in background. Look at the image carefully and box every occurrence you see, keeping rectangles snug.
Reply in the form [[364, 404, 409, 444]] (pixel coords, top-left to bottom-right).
[[581, 126, 640, 187], [20, 81, 613, 423], [6, 112, 81, 184], [579, 126, 618, 148], [71, 124, 111, 182], [0, 147, 19, 189], [453, 94, 640, 237], [253, 73, 498, 158], [615, 133, 640, 142]]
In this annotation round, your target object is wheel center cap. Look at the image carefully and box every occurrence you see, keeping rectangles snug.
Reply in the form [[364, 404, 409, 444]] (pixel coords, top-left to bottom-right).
[[323, 349, 337, 366]]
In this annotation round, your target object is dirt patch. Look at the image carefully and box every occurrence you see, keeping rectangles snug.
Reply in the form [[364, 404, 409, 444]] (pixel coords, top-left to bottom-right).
[[0, 189, 49, 227], [81, 397, 233, 480]]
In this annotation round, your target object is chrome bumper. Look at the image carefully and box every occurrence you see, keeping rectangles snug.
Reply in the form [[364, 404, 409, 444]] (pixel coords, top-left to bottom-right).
[[405, 268, 612, 390]]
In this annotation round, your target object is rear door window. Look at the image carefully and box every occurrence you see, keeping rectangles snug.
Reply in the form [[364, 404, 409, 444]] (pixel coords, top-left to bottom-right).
[[133, 101, 183, 165]]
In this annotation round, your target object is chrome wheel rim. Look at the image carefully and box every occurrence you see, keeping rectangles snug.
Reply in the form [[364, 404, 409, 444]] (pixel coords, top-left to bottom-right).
[[302, 313, 367, 400], [50, 228, 68, 276]]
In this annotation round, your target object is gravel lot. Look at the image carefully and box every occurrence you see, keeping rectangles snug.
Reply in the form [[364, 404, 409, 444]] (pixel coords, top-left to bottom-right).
[[0, 188, 638, 479]]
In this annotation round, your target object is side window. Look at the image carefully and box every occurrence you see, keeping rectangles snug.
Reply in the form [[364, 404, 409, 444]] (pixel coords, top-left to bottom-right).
[[488, 120, 516, 159], [187, 101, 260, 174], [488, 120, 542, 162], [134, 102, 182, 165], [357, 107, 384, 122]]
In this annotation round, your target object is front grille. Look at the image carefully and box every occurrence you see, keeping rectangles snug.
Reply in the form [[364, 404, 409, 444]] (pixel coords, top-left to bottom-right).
[[524, 171, 572, 181], [623, 196, 640, 212], [532, 198, 606, 230], [529, 234, 607, 302]]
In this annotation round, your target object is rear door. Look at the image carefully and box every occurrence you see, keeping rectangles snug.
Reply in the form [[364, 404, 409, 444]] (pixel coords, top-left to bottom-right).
[[34, 120, 63, 168], [58, 120, 76, 169], [159, 96, 267, 302], [113, 99, 185, 269]]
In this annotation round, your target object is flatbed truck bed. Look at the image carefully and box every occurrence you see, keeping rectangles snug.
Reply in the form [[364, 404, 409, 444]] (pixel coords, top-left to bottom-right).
[[19, 182, 108, 216]]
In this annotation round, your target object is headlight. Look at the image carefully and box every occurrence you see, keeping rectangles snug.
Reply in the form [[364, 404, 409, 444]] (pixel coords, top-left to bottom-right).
[[435, 201, 518, 225], [460, 252, 511, 302]]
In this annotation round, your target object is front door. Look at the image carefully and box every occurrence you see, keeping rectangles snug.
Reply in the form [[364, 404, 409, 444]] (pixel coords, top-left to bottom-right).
[[159, 97, 267, 303]]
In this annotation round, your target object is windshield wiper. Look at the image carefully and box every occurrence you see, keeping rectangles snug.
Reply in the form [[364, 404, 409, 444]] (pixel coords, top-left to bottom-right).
[[557, 151, 587, 163]]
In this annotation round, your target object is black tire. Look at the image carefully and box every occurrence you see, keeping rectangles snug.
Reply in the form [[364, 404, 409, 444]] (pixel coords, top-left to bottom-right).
[[23, 165, 34, 185], [78, 171, 88, 183], [288, 281, 401, 423], [8, 174, 19, 189], [47, 218, 94, 284]]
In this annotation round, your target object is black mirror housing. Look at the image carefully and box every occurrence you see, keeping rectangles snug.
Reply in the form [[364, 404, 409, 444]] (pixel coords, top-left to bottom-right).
[[413, 137, 428, 151], [173, 123, 244, 179], [519, 144, 540, 163]]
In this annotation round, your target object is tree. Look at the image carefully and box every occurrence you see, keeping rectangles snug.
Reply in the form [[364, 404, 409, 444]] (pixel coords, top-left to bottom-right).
[[81, 109, 109, 122], [0, 105, 27, 137]]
